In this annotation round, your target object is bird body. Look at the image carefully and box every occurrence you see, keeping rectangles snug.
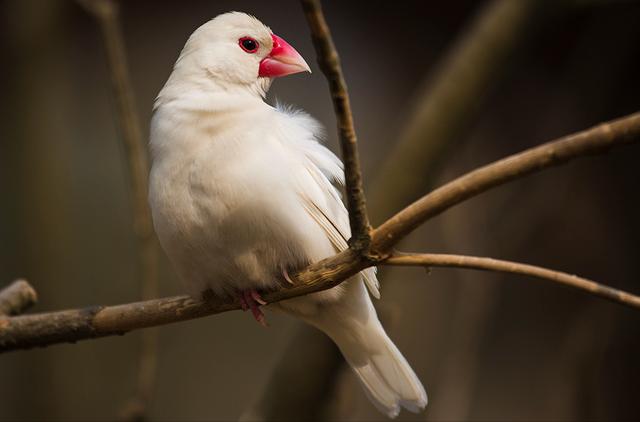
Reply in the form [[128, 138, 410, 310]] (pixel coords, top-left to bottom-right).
[[149, 12, 426, 417], [152, 97, 346, 306]]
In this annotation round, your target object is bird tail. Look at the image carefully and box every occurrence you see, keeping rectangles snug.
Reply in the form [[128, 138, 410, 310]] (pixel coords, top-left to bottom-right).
[[304, 284, 427, 418]]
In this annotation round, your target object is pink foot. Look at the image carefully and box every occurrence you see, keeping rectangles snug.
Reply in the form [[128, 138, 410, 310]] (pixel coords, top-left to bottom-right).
[[238, 289, 268, 327]]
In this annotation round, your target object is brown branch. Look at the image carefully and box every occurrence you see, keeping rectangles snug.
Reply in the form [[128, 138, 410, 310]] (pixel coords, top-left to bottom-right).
[[2, 111, 640, 351], [372, 111, 640, 252], [0, 249, 364, 353], [384, 253, 640, 309], [250, 0, 555, 417], [301, 0, 372, 248], [76, 0, 158, 419], [1, 111, 639, 352], [0, 280, 38, 316]]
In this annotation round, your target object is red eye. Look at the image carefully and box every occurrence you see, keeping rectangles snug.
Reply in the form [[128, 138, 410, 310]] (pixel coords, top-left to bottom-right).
[[239, 37, 259, 53]]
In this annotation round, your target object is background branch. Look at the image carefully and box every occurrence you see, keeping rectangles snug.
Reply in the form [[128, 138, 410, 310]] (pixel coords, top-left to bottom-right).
[[301, 0, 372, 248], [368, 0, 552, 224], [384, 253, 640, 308], [239, 325, 343, 422], [76, 0, 158, 419], [0, 280, 37, 316], [2, 1, 640, 419]]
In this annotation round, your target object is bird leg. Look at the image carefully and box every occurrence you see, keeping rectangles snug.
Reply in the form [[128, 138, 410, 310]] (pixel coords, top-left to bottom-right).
[[238, 289, 268, 327]]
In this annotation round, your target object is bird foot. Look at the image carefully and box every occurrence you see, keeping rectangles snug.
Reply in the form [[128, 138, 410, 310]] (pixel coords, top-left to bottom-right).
[[238, 289, 268, 327]]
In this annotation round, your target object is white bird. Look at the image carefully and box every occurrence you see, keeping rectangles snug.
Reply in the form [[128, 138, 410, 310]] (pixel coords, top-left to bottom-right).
[[149, 12, 427, 418]]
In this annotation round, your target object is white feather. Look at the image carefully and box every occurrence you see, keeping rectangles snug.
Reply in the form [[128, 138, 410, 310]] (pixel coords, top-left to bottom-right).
[[149, 12, 425, 417]]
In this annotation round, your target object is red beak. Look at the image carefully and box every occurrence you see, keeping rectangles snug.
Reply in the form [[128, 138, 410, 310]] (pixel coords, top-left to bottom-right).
[[259, 34, 311, 78]]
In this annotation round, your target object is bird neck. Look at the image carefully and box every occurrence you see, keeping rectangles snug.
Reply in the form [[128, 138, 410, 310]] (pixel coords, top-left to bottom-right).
[[150, 71, 275, 166], [155, 61, 272, 112]]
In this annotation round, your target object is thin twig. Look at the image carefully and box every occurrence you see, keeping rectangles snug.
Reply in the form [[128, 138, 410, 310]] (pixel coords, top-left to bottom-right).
[[372, 112, 640, 252], [77, 0, 158, 419], [1, 111, 640, 352], [384, 253, 640, 308], [301, 0, 372, 249], [250, 0, 554, 417], [1, 111, 639, 351], [0, 280, 38, 316]]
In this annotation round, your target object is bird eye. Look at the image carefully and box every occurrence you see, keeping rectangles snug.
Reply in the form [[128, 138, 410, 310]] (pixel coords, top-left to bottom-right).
[[239, 37, 259, 53]]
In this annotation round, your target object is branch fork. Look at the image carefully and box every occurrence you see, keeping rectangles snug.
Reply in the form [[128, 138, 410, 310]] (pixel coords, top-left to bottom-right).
[[1, 0, 639, 355]]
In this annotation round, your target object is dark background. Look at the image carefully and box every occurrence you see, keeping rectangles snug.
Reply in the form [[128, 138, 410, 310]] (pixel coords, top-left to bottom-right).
[[1, 0, 639, 420]]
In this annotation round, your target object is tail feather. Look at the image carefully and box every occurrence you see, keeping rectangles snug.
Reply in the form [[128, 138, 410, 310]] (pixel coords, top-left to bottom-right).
[[303, 281, 427, 418], [346, 321, 427, 418], [353, 363, 400, 416]]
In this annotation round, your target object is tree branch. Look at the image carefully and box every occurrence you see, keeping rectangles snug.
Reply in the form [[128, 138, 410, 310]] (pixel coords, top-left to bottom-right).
[[0, 249, 364, 352], [301, 0, 372, 248], [384, 253, 640, 309], [372, 112, 640, 252], [77, 0, 158, 418], [250, 0, 557, 417], [0, 280, 37, 316], [1, 111, 640, 352], [4, 0, 640, 356]]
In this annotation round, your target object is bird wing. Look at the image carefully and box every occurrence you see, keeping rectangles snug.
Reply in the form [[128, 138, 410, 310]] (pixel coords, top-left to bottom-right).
[[297, 150, 380, 299], [275, 105, 379, 298]]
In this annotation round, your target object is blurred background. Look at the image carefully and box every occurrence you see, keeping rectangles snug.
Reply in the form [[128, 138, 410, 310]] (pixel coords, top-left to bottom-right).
[[1, 0, 639, 420]]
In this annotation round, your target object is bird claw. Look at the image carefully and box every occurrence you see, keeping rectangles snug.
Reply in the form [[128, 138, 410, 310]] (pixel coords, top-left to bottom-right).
[[250, 289, 267, 305], [283, 268, 295, 285], [238, 289, 268, 327]]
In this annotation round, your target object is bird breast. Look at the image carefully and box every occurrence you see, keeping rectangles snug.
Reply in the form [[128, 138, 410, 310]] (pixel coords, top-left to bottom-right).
[[149, 109, 326, 297]]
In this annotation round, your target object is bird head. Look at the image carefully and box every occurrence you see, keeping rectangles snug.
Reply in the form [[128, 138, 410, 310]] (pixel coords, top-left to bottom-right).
[[170, 12, 310, 98]]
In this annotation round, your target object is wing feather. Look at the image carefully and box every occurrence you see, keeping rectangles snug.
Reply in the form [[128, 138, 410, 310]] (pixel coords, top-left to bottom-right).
[[300, 162, 380, 299], [276, 105, 379, 298]]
